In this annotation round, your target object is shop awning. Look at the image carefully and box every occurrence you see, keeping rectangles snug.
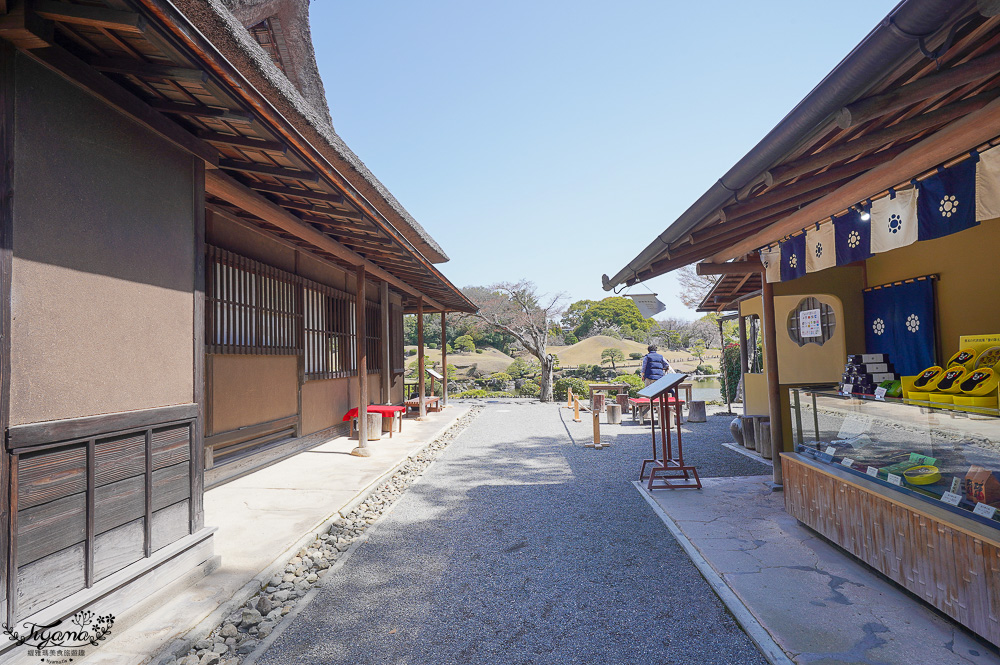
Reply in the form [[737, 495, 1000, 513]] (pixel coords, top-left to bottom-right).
[[603, 0, 1000, 291]]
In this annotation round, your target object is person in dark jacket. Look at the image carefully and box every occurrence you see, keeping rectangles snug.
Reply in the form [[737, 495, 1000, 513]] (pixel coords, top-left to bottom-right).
[[641, 345, 671, 386]]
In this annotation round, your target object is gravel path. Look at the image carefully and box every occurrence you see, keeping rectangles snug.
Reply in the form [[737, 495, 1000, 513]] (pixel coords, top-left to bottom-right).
[[258, 403, 768, 665]]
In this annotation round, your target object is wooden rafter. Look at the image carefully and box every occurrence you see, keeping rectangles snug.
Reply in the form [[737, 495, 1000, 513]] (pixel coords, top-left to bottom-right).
[[33, 0, 146, 33], [218, 158, 318, 183]]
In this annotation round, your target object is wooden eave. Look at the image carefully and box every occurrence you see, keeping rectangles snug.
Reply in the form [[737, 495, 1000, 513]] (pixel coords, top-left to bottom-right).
[[0, 0, 476, 313], [696, 272, 762, 313], [625, 7, 1000, 285]]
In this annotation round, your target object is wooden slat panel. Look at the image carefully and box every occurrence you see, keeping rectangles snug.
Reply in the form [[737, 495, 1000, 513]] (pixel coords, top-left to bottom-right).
[[94, 475, 144, 535], [18, 446, 85, 510], [8, 403, 198, 450], [783, 454, 1000, 646], [151, 425, 190, 470], [151, 500, 189, 552], [94, 432, 144, 486], [151, 463, 189, 512], [15, 542, 85, 620], [93, 518, 144, 582], [16, 492, 85, 566]]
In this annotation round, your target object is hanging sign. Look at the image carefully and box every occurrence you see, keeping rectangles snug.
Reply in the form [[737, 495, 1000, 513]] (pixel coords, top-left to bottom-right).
[[628, 293, 666, 318], [799, 309, 822, 338]]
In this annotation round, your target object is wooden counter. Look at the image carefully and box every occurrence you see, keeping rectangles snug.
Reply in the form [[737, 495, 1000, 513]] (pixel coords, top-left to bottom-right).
[[783, 452, 1000, 646]]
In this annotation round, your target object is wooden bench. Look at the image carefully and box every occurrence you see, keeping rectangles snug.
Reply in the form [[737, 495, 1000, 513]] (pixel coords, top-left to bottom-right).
[[405, 396, 442, 413]]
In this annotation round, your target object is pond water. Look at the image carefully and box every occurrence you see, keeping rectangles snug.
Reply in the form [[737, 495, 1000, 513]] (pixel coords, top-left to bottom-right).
[[688, 376, 726, 403]]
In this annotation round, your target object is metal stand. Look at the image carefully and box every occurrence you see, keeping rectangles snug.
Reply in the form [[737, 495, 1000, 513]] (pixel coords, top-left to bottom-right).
[[639, 386, 702, 490]]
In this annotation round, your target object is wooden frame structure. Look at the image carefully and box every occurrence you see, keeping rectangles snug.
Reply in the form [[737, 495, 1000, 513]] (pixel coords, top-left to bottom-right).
[[637, 374, 701, 490]]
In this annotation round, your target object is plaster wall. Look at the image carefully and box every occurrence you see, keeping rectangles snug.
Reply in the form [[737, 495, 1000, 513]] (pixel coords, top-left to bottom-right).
[[209, 355, 298, 434], [301, 378, 350, 435], [10, 54, 196, 425], [865, 218, 1000, 361]]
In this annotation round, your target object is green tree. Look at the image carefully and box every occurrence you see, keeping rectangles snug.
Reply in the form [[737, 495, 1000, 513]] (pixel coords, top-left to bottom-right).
[[561, 299, 597, 333], [563, 332, 579, 345], [690, 338, 707, 366], [575, 297, 654, 339], [600, 347, 625, 371], [454, 334, 476, 353]]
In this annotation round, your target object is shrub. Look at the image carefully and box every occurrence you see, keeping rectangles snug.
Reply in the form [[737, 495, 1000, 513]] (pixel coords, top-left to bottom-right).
[[720, 343, 740, 403], [405, 348, 416, 357], [695, 364, 716, 375], [614, 373, 645, 398], [629, 352, 642, 360], [517, 381, 541, 397], [507, 357, 540, 379], [475, 348, 484, 354], [480, 372, 513, 388], [427, 343, 438, 350], [563, 333, 579, 345], [554, 377, 590, 401], [455, 389, 488, 398], [454, 335, 476, 353]]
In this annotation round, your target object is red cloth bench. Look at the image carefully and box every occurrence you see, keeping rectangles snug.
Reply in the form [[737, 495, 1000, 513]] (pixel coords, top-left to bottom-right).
[[342, 405, 406, 437]]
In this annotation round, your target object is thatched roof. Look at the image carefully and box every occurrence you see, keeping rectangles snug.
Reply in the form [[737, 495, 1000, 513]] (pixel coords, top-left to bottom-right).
[[175, 0, 450, 264]]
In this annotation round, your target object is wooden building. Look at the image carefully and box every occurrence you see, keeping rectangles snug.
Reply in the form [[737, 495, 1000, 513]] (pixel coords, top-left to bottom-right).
[[0, 0, 473, 648], [606, 0, 1000, 647]]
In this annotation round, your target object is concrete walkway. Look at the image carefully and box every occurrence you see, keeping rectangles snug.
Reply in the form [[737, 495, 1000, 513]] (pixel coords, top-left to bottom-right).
[[637, 471, 1000, 665], [80, 406, 470, 665]]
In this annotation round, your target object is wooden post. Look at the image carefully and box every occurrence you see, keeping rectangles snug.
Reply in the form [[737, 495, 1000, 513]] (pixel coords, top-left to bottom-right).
[[573, 396, 581, 422], [417, 298, 426, 420], [761, 274, 783, 487], [380, 280, 390, 404], [351, 266, 371, 457], [592, 412, 601, 448], [567, 388, 574, 409], [441, 311, 448, 408]]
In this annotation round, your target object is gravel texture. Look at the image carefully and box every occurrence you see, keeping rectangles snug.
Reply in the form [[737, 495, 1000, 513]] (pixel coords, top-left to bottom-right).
[[256, 402, 768, 665]]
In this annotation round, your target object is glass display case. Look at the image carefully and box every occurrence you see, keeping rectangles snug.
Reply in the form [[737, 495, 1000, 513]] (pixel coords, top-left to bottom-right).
[[790, 386, 1000, 528]]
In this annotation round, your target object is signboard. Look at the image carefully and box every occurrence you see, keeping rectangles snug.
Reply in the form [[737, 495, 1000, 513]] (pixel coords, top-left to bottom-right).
[[426, 368, 444, 381], [799, 308, 822, 338], [628, 293, 666, 318]]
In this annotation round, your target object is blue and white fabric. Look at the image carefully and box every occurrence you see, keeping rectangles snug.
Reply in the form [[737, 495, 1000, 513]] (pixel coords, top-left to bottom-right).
[[833, 208, 872, 265], [779, 234, 806, 282], [805, 222, 836, 273], [871, 188, 918, 254], [863, 278, 936, 376], [759, 246, 782, 284], [918, 155, 978, 241]]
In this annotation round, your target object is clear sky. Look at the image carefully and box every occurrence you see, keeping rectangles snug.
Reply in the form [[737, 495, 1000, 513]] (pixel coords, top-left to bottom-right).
[[311, 0, 898, 321]]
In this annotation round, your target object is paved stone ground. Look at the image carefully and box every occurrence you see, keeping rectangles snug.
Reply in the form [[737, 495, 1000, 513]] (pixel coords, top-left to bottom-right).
[[258, 402, 769, 665]]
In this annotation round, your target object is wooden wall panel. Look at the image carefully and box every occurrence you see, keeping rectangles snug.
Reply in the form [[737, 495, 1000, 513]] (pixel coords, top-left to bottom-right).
[[784, 454, 1000, 646], [93, 518, 144, 582], [151, 463, 190, 512], [95, 433, 145, 486], [151, 425, 190, 470], [94, 476, 144, 535], [15, 542, 85, 620], [151, 500, 189, 552], [18, 446, 86, 510], [17, 493, 85, 565]]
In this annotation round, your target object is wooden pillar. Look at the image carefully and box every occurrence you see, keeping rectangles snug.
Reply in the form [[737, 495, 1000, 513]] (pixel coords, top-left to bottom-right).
[[761, 273, 783, 488], [441, 311, 448, 408], [351, 266, 371, 456], [380, 280, 390, 404], [417, 298, 426, 419], [738, 310, 750, 374]]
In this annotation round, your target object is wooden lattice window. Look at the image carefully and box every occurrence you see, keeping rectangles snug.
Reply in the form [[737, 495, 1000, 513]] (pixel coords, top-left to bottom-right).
[[390, 303, 404, 375], [365, 300, 382, 374], [304, 280, 356, 380], [207, 246, 301, 354]]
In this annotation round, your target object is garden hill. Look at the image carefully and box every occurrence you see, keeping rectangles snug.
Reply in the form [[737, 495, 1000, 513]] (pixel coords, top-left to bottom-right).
[[549, 335, 721, 373], [404, 345, 515, 377]]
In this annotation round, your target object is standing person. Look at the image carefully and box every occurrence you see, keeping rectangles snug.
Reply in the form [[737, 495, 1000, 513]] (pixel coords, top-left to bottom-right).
[[641, 344, 671, 386]]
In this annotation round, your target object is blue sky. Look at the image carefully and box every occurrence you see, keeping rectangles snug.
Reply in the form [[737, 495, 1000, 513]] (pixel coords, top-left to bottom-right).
[[311, 0, 897, 320]]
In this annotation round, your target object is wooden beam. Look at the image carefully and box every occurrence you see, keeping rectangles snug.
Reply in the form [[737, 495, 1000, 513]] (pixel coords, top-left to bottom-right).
[[352, 265, 370, 456], [205, 169, 446, 310], [769, 91, 999, 184], [380, 281, 391, 404], [762, 275, 783, 487], [291, 204, 365, 222], [33, 0, 146, 33], [23, 45, 217, 165], [441, 311, 448, 408], [696, 259, 762, 276], [196, 130, 285, 154], [838, 50, 1000, 129], [89, 57, 205, 83], [248, 182, 344, 205], [722, 143, 911, 223], [417, 299, 426, 419], [148, 99, 253, 124], [714, 94, 1000, 262], [0, 1, 52, 49], [218, 158, 318, 183]]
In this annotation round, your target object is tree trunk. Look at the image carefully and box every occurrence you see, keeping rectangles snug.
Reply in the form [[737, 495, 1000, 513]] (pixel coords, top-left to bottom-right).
[[539, 354, 555, 402]]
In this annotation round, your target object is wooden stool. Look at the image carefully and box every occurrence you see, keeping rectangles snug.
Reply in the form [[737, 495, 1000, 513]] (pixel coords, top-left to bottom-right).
[[687, 400, 707, 423], [606, 403, 622, 424]]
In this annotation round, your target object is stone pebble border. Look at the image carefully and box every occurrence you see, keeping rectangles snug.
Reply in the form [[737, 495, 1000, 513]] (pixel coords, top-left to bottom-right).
[[155, 407, 483, 665]]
